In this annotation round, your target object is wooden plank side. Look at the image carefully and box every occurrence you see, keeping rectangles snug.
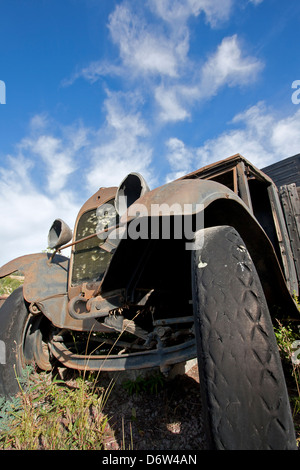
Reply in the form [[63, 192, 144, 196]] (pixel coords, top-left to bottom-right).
[[279, 184, 300, 289]]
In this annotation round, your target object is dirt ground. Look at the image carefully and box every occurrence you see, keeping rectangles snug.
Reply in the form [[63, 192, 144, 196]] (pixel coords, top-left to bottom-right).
[[99, 364, 209, 450]]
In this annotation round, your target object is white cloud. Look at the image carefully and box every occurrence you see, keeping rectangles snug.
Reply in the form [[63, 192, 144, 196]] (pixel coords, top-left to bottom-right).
[[108, 3, 182, 78], [199, 35, 263, 99], [3, 120, 88, 187], [0, 118, 93, 266], [149, 0, 233, 28], [0, 154, 79, 266], [154, 34, 263, 123], [78, 61, 122, 83], [85, 92, 154, 191], [18, 120, 90, 194], [155, 86, 192, 122], [29, 113, 49, 132], [165, 102, 300, 180], [23, 135, 75, 194], [165, 137, 195, 181], [65, 3, 262, 128], [194, 0, 234, 26], [68, 1, 192, 85], [270, 111, 300, 157]]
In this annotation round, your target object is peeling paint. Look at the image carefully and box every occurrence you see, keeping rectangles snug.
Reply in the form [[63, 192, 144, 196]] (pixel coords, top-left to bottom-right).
[[237, 261, 245, 271], [198, 256, 207, 268]]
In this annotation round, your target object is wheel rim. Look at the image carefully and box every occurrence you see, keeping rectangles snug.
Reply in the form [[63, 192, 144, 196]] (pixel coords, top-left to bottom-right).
[[22, 314, 53, 371]]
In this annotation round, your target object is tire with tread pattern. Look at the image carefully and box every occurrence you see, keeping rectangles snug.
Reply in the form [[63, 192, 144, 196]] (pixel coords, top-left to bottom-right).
[[0, 287, 34, 398], [191, 225, 297, 450]]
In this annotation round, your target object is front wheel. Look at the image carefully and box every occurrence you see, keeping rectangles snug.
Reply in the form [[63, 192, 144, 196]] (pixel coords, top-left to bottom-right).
[[191, 226, 297, 450], [0, 287, 52, 398]]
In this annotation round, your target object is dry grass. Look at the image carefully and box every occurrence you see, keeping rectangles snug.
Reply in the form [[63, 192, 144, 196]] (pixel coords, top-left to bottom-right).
[[0, 368, 118, 450]]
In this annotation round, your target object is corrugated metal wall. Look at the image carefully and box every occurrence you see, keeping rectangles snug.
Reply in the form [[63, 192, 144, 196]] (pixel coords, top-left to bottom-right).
[[262, 155, 300, 288], [262, 154, 300, 188]]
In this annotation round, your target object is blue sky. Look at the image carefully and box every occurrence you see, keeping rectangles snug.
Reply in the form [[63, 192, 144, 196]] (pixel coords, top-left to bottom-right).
[[1, 0, 300, 265]]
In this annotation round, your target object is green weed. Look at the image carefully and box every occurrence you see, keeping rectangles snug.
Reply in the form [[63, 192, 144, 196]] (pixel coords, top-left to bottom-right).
[[122, 371, 165, 396], [0, 367, 115, 450], [274, 298, 300, 446], [0, 276, 23, 296]]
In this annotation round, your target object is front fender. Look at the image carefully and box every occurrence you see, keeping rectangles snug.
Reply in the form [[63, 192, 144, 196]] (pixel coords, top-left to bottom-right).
[[102, 178, 299, 319], [0, 253, 104, 331], [0, 253, 70, 327], [120, 178, 253, 222], [0, 252, 69, 303], [0, 253, 46, 280]]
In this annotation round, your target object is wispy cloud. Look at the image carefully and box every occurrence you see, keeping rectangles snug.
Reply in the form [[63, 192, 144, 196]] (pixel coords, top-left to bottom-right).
[[165, 137, 195, 181], [69, 1, 237, 85], [154, 34, 263, 122], [155, 85, 195, 122], [249, 0, 264, 5], [63, 1, 263, 127], [0, 117, 93, 264], [23, 135, 75, 193], [107, 2, 188, 78], [62, 1, 189, 85], [18, 120, 90, 194], [0, 152, 79, 264], [199, 35, 263, 98], [165, 102, 300, 179], [149, 0, 233, 28], [86, 91, 154, 190]]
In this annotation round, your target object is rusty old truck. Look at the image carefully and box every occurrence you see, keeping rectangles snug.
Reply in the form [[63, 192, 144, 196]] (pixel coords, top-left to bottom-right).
[[0, 153, 299, 450]]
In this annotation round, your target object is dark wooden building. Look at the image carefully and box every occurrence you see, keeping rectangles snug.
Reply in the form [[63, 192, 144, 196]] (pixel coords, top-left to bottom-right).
[[262, 154, 300, 289], [262, 154, 300, 188]]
